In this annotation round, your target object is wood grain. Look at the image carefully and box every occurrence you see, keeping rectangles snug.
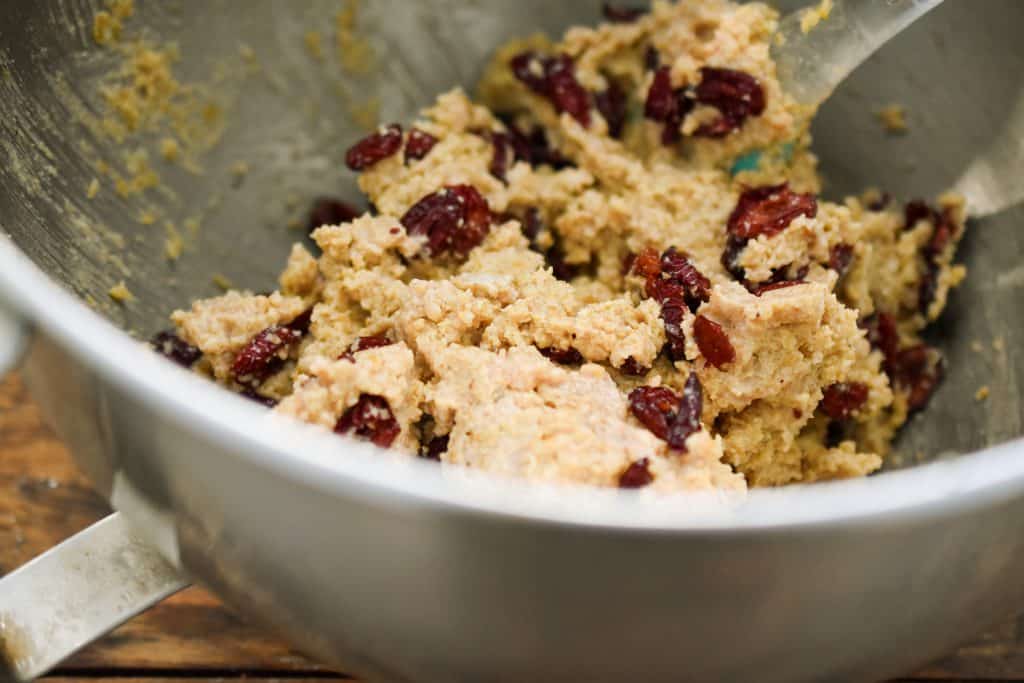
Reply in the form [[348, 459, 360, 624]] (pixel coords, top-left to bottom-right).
[[0, 370, 1021, 681]]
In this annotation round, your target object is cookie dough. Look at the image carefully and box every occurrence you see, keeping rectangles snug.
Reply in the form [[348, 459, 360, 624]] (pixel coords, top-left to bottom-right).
[[158, 0, 967, 492]]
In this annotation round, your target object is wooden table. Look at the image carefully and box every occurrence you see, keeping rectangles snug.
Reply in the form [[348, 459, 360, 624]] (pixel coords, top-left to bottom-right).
[[1, 372, 1022, 683]]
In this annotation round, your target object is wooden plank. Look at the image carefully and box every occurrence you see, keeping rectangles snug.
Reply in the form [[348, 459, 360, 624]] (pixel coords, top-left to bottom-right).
[[1, 371, 1023, 680]]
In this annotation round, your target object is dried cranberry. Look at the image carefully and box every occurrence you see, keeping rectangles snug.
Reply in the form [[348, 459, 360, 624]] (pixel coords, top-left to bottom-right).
[[231, 325, 303, 384], [522, 207, 543, 242], [631, 246, 662, 282], [540, 346, 585, 365], [660, 247, 711, 308], [240, 387, 278, 408], [660, 299, 688, 361], [903, 200, 934, 231], [829, 243, 854, 276], [405, 128, 439, 163], [339, 335, 393, 361], [488, 132, 514, 182], [603, 3, 645, 22], [619, 458, 654, 488], [287, 308, 314, 335], [151, 330, 201, 367], [892, 344, 945, 411], [665, 372, 703, 449], [928, 219, 953, 257], [595, 80, 627, 138], [918, 261, 940, 315], [400, 184, 492, 257], [628, 373, 703, 450], [867, 192, 891, 211], [721, 234, 747, 281], [335, 394, 401, 448], [693, 67, 765, 138], [620, 357, 649, 376], [728, 184, 817, 241], [345, 124, 403, 171], [420, 434, 449, 461], [752, 279, 805, 296], [644, 66, 677, 122], [863, 312, 900, 374], [307, 197, 360, 233], [628, 386, 679, 441], [693, 315, 735, 369], [510, 52, 592, 126], [820, 382, 869, 420], [644, 45, 660, 72]]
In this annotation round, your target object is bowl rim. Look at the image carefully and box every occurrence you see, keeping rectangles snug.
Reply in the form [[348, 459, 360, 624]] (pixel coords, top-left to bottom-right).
[[2, 234, 1023, 533]]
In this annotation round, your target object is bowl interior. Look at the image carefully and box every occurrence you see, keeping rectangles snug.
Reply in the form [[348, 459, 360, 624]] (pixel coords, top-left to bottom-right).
[[1, 0, 1022, 468]]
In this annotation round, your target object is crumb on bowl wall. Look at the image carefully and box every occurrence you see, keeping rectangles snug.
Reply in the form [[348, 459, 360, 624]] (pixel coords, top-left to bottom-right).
[[108, 281, 134, 303], [877, 104, 908, 134]]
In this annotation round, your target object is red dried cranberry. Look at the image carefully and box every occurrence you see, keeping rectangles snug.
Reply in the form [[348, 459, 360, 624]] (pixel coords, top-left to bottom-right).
[[240, 387, 278, 408], [694, 315, 735, 369], [522, 207, 543, 242], [510, 52, 592, 127], [665, 372, 703, 449], [603, 3, 645, 22], [151, 330, 201, 367], [862, 312, 900, 374], [540, 346, 585, 365], [693, 67, 765, 137], [660, 247, 711, 308], [231, 325, 303, 384], [497, 115, 571, 169], [918, 261, 940, 315], [867, 192, 891, 211], [620, 357, 649, 376], [631, 246, 662, 282], [307, 197, 360, 233], [829, 243, 854, 276], [287, 308, 314, 335], [892, 344, 945, 411], [420, 434, 449, 461], [345, 124, 403, 171], [820, 382, 869, 420], [660, 299, 688, 361], [903, 199, 934, 231], [405, 128, 439, 163], [488, 132, 514, 182], [644, 66, 677, 122], [721, 234, 747, 281], [619, 458, 654, 488], [339, 335, 394, 361], [752, 279, 805, 296], [335, 394, 401, 448], [400, 184, 492, 257], [644, 45, 660, 72], [728, 183, 817, 241], [628, 386, 678, 441], [595, 80, 627, 138]]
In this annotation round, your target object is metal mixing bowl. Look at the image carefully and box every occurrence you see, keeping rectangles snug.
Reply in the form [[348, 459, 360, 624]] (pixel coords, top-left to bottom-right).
[[2, 1, 1024, 681]]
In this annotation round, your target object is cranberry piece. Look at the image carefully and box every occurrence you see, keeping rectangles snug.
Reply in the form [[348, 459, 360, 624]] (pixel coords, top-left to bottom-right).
[[693, 315, 735, 369], [721, 235, 747, 281], [693, 67, 765, 137], [522, 207, 543, 242], [335, 394, 401, 448], [595, 80, 627, 138], [867, 192, 891, 211], [752, 279, 805, 296], [307, 197, 360, 233], [339, 335, 394, 361], [829, 243, 854, 276], [488, 132, 514, 182], [918, 262, 940, 314], [631, 246, 662, 282], [420, 434, 449, 461], [660, 247, 711, 308], [540, 346, 585, 365], [620, 357, 649, 376], [231, 325, 304, 384], [287, 308, 314, 335], [665, 371, 703, 449], [862, 312, 900, 374], [728, 183, 817, 241], [903, 199, 934, 230], [644, 66, 677, 122], [619, 458, 654, 488], [602, 3, 645, 22], [628, 386, 679, 441], [892, 344, 945, 411], [151, 330, 201, 367], [400, 184, 492, 257], [644, 45, 660, 72], [510, 52, 592, 127], [405, 127, 439, 163], [820, 382, 869, 420], [660, 299, 688, 361], [345, 123, 403, 171], [241, 387, 278, 408]]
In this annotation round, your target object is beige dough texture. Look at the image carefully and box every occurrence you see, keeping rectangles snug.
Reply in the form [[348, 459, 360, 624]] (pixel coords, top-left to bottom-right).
[[165, 0, 967, 493]]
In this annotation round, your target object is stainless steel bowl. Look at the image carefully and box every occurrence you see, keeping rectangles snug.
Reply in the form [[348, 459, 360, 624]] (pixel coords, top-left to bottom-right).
[[2, 1, 1024, 681]]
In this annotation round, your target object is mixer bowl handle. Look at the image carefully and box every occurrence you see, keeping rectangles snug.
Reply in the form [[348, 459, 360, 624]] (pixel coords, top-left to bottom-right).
[[0, 512, 189, 681]]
